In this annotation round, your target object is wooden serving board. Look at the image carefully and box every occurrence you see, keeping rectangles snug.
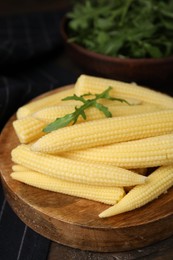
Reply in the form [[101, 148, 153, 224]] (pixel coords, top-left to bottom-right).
[[1, 85, 173, 253]]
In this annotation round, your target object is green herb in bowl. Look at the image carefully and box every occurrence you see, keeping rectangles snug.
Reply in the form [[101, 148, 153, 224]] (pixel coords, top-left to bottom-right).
[[67, 0, 173, 58]]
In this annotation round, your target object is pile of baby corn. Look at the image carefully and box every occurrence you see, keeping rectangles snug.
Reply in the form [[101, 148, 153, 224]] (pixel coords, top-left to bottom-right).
[[11, 74, 173, 218]]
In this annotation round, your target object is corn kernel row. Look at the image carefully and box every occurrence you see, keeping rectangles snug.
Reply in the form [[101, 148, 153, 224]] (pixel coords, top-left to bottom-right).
[[11, 168, 125, 205], [31, 110, 173, 154], [99, 165, 173, 217], [63, 133, 173, 169], [13, 103, 165, 144], [16, 87, 74, 119], [75, 75, 173, 108], [12, 144, 146, 187]]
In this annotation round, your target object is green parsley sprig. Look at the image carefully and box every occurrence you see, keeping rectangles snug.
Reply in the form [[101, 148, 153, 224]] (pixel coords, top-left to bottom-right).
[[43, 87, 129, 133]]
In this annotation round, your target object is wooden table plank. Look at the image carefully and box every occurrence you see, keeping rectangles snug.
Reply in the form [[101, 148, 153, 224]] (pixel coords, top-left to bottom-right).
[[48, 235, 173, 260]]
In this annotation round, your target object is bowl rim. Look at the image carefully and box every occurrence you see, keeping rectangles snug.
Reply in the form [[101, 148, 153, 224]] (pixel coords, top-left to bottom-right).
[[60, 16, 173, 65]]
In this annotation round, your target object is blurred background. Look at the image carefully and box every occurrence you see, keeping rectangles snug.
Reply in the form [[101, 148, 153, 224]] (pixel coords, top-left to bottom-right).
[[0, 0, 71, 14]]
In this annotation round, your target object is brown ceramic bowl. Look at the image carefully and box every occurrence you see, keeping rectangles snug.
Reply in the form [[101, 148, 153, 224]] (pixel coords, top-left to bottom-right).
[[60, 17, 173, 88]]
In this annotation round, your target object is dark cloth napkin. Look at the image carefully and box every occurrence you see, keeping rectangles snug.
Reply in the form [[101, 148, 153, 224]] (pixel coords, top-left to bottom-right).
[[0, 11, 79, 130], [0, 12, 63, 67], [0, 11, 79, 260]]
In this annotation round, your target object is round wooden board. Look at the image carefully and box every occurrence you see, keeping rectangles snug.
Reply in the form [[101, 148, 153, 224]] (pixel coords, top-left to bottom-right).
[[1, 85, 173, 253]]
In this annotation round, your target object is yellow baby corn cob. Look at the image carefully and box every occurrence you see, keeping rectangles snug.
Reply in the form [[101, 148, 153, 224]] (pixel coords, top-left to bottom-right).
[[99, 165, 173, 218], [13, 116, 46, 143], [16, 87, 74, 119], [33, 104, 80, 123], [63, 133, 173, 169], [15, 103, 163, 144], [33, 103, 163, 123], [12, 164, 30, 172], [11, 145, 146, 187], [75, 75, 173, 108], [31, 110, 173, 154], [11, 170, 125, 205]]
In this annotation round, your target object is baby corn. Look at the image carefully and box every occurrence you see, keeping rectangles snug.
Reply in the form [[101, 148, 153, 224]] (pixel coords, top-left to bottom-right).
[[33, 103, 163, 123], [16, 87, 74, 119], [99, 165, 173, 218], [12, 164, 30, 172], [64, 133, 173, 169], [31, 110, 173, 154], [75, 75, 173, 108], [15, 103, 163, 144], [11, 170, 125, 205], [11, 145, 146, 187], [13, 116, 46, 143]]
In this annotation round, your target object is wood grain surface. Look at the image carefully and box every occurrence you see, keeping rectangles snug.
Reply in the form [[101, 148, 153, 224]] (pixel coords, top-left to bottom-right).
[[1, 85, 173, 253], [48, 237, 173, 260]]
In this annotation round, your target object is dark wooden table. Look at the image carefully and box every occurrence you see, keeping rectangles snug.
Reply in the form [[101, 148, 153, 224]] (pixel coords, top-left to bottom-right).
[[48, 237, 173, 260]]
